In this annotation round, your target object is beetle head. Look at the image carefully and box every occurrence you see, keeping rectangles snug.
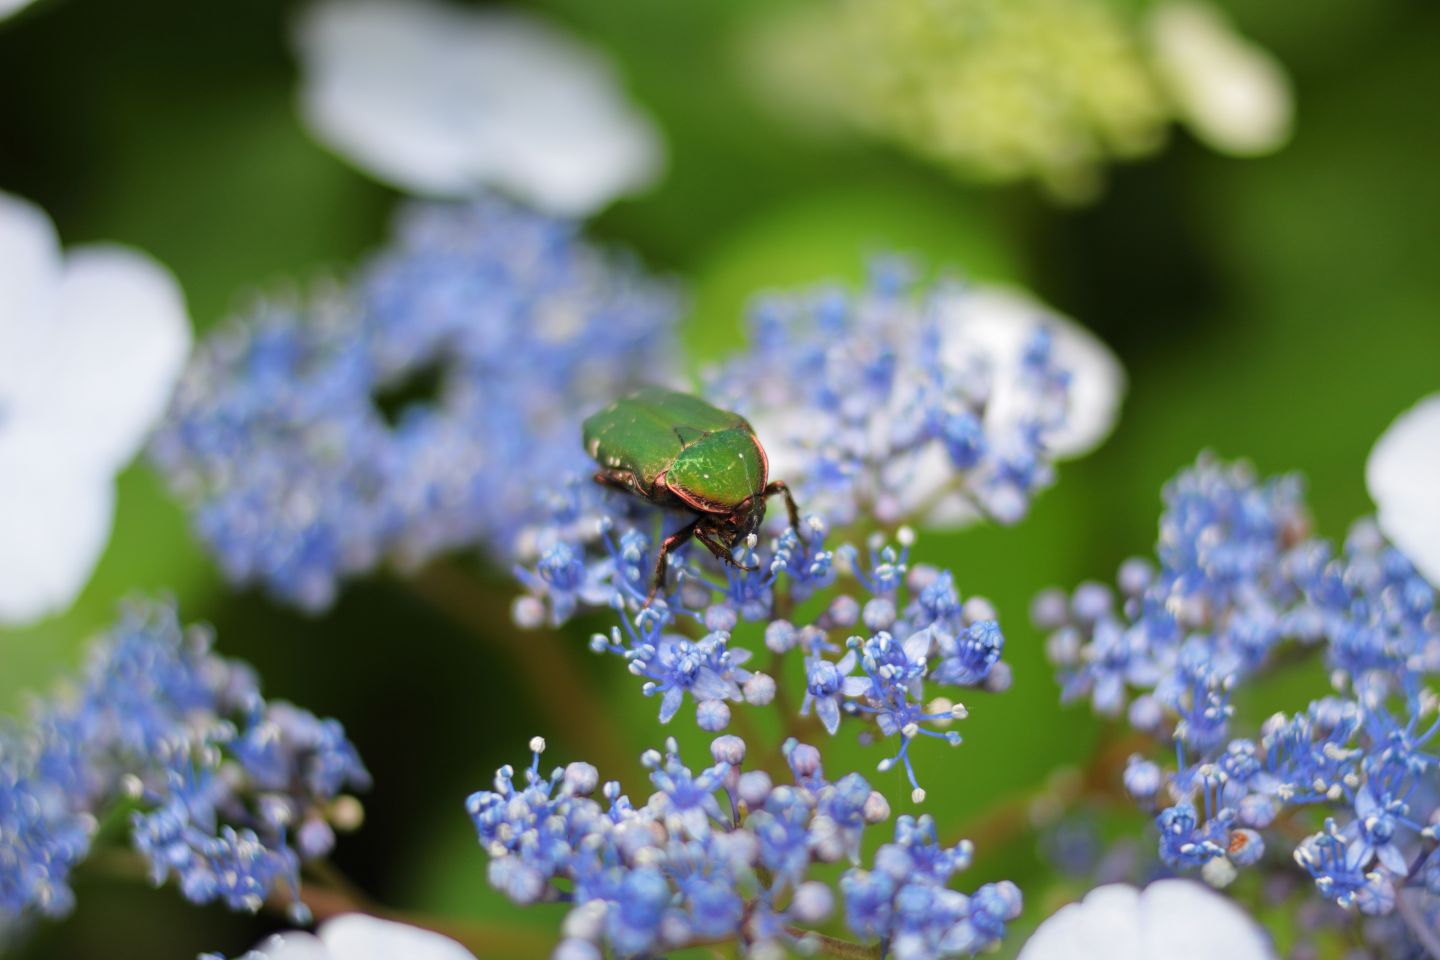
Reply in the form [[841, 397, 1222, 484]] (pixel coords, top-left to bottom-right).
[[706, 497, 766, 550]]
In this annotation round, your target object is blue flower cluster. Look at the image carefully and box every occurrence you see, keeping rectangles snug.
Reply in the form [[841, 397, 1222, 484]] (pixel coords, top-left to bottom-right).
[[489, 265, 1086, 958], [0, 601, 368, 922], [1041, 456, 1311, 721], [512, 264, 1106, 800], [468, 736, 1020, 959], [1038, 454, 1440, 930], [151, 196, 679, 610], [705, 261, 1078, 528], [523, 509, 1008, 800]]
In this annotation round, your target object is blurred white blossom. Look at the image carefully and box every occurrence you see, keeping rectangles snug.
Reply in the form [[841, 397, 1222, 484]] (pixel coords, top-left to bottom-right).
[[938, 286, 1124, 459], [0, 191, 190, 625], [293, 0, 664, 217], [1018, 880, 1276, 960], [917, 284, 1125, 527], [232, 915, 477, 960], [0, 0, 38, 22], [1367, 392, 1440, 587], [747, 0, 1170, 202], [1149, 0, 1293, 155], [747, 0, 1293, 201]]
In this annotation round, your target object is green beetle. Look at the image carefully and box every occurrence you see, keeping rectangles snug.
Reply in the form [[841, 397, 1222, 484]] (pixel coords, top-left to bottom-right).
[[583, 387, 801, 603]]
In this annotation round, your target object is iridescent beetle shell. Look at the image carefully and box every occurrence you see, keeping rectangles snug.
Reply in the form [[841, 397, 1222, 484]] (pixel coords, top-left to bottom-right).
[[583, 387, 799, 602]]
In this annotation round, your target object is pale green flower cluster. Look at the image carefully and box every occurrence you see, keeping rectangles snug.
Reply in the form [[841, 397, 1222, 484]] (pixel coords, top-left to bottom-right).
[[750, 0, 1289, 202]]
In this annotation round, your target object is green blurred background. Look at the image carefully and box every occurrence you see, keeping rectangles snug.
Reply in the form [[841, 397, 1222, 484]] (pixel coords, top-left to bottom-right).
[[1, 0, 1437, 956]]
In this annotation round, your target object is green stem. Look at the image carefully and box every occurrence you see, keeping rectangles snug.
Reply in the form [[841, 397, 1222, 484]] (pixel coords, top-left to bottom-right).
[[766, 648, 801, 739]]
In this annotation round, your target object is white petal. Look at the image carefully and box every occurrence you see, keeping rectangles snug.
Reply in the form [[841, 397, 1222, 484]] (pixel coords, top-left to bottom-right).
[[1150, 1, 1293, 156], [1137, 879, 1276, 959], [0, 460, 114, 626], [17, 245, 191, 472], [319, 913, 478, 960], [294, 0, 663, 216], [0, 194, 185, 626], [239, 931, 335, 960], [0, 0, 39, 20], [1367, 393, 1440, 587], [1019, 881, 1274, 960], [907, 445, 984, 529], [0, 190, 61, 394], [937, 284, 1127, 459], [816, 696, 841, 735], [0, 191, 190, 474], [1018, 884, 1146, 960]]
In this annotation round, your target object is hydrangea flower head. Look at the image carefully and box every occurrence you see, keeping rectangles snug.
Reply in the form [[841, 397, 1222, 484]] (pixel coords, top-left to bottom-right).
[[1038, 439, 1440, 946], [1043, 454, 1310, 722], [473, 266, 1125, 957], [707, 267, 1124, 530], [0, 600, 368, 922], [749, 0, 1290, 200], [751, 0, 1166, 199], [514, 264, 1119, 796], [152, 196, 678, 609], [467, 736, 1017, 958], [550, 518, 1006, 797]]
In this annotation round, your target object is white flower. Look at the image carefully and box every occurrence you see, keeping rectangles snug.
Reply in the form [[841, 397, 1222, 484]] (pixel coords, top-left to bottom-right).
[[1018, 879, 1276, 960], [936, 286, 1124, 459], [0, 191, 190, 625], [919, 284, 1126, 527], [293, 0, 664, 217], [0, 0, 38, 20], [743, 280, 1124, 530], [1367, 393, 1440, 588], [1149, 0, 1293, 156], [236, 914, 477, 960]]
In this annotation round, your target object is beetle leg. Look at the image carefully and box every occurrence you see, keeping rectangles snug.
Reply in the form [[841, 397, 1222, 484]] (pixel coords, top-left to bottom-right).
[[648, 519, 699, 605], [696, 526, 761, 574], [762, 480, 802, 534]]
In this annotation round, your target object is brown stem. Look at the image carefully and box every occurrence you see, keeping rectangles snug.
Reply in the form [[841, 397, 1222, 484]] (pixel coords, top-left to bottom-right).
[[298, 877, 883, 958], [947, 728, 1149, 853], [294, 877, 551, 955], [947, 786, 1041, 855], [87, 847, 551, 956], [406, 559, 631, 776], [687, 921, 881, 959], [784, 926, 883, 959]]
